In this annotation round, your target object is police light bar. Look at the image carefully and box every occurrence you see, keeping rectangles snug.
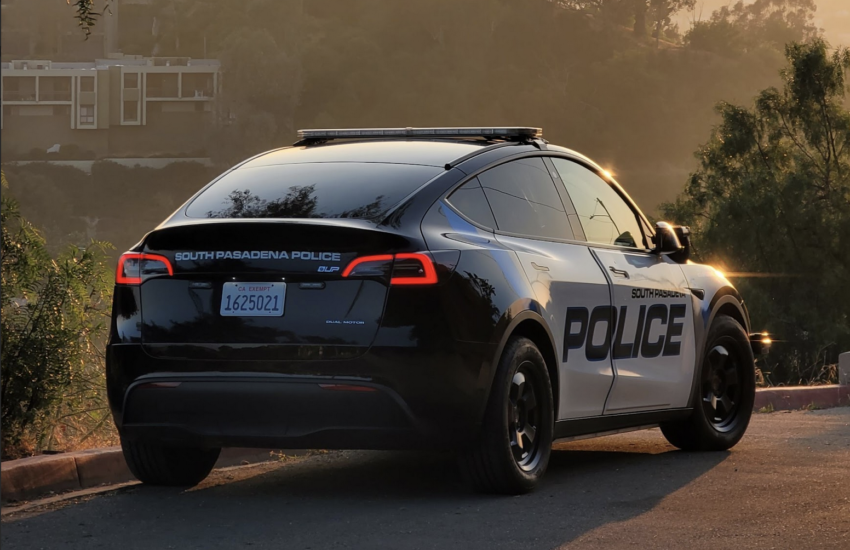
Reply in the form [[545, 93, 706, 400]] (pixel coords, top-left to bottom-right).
[[296, 127, 543, 141]]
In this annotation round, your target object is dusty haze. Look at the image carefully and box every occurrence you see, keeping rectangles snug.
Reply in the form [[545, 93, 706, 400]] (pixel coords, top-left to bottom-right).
[[1, 0, 844, 257]]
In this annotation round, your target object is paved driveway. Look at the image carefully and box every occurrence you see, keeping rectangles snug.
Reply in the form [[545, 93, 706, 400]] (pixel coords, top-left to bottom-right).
[[2, 408, 848, 549]]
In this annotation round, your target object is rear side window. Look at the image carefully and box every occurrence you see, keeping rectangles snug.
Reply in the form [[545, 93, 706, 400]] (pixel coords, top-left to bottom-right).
[[478, 157, 572, 240], [186, 163, 441, 220], [446, 178, 496, 228]]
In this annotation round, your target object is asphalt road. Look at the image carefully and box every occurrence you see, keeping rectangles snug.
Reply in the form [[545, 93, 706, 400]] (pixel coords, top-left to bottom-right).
[[2, 408, 848, 550]]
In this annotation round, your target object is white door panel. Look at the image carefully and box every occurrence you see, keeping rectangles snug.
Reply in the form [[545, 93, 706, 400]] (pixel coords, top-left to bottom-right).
[[497, 235, 614, 420], [592, 249, 696, 414]]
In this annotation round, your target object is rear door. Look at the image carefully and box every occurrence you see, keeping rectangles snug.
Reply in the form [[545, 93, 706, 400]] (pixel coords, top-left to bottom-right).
[[549, 158, 696, 414], [468, 157, 615, 420]]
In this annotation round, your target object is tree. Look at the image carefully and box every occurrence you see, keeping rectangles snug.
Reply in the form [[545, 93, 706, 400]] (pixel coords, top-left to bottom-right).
[[685, 0, 817, 57], [1, 172, 114, 456], [69, 0, 111, 37], [662, 39, 850, 385], [648, 0, 695, 46], [556, 0, 694, 41]]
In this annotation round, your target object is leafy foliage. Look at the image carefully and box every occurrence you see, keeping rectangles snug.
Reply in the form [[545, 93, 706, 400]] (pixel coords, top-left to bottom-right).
[[1, 171, 115, 457], [69, 0, 111, 38], [662, 39, 850, 385], [648, 0, 696, 45], [684, 0, 818, 57]]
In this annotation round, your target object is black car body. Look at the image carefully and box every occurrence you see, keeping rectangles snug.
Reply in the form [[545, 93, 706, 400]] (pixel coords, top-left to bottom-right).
[[107, 128, 762, 493]]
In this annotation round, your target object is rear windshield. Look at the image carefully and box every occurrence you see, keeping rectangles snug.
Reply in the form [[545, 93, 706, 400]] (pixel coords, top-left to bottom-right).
[[186, 162, 441, 220]]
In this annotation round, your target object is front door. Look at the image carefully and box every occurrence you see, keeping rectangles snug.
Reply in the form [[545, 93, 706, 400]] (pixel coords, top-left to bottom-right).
[[548, 157, 696, 415], [592, 249, 695, 413]]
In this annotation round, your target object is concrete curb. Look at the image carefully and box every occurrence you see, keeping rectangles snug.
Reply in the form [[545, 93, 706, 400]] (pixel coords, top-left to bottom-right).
[[753, 384, 850, 412], [1, 447, 284, 504]]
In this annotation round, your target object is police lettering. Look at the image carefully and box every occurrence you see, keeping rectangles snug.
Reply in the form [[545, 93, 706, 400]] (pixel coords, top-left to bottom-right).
[[563, 304, 687, 362], [174, 251, 342, 262], [631, 288, 686, 299]]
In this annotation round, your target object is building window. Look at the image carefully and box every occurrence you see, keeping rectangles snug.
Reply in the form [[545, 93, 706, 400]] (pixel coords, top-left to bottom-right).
[[80, 105, 95, 125], [146, 73, 179, 98], [123, 100, 138, 122], [124, 73, 138, 88], [181, 73, 215, 98], [40, 77, 72, 101], [80, 76, 95, 92], [3, 76, 36, 101]]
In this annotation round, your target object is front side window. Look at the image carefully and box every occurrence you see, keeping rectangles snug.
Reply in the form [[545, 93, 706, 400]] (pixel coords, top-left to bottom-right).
[[446, 177, 496, 229], [478, 157, 572, 240], [551, 158, 645, 249]]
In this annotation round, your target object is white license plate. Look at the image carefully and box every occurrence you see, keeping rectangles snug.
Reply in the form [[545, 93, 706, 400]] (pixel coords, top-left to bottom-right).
[[220, 282, 285, 317]]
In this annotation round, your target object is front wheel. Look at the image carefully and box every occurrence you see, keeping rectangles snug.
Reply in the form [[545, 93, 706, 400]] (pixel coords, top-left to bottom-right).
[[460, 336, 554, 494], [661, 315, 755, 451]]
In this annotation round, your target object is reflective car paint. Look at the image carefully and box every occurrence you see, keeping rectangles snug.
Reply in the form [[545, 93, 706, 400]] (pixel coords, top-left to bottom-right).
[[106, 138, 752, 452], [496, 234, 615, 420], [591, 249, 696, 414]]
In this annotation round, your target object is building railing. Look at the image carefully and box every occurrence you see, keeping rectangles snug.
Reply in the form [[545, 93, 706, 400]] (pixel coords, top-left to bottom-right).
[[38, 91, 73, 101], [180, 88, 214, 99], [3, 91, 37, 101], [146, 86, 180, 98]]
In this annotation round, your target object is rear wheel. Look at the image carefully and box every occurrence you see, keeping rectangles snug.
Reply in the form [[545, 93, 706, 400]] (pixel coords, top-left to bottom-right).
[[661, 315, 755, 451], [121, 439, 221, 486], [460, 336, 554, 494]]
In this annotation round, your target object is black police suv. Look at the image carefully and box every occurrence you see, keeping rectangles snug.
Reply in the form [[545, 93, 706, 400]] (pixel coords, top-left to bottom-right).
[[107, 127, 764, 494]]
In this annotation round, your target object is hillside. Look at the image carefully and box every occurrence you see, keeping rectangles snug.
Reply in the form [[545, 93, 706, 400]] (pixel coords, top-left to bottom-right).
[[675, 0, 850, 46]]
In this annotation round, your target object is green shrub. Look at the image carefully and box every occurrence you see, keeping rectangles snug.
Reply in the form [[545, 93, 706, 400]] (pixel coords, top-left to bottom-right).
[[1, 171, 115, 457]]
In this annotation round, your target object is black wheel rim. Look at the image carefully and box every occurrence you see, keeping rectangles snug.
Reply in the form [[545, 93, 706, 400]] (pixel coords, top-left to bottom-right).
[[507, 363, 542, 471], [701, 342, 743, 432]]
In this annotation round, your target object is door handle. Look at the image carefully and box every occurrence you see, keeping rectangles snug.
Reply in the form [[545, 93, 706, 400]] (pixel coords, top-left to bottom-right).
[[531, 262, 549, 272], [609, 266, 630, 279]]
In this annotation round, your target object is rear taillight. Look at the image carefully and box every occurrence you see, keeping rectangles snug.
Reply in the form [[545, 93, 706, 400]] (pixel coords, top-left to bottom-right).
[[390, 253, 438, 285], [116, 253, 173, 285], [341, 255, 394, 278], [343, 252, 438, 285]]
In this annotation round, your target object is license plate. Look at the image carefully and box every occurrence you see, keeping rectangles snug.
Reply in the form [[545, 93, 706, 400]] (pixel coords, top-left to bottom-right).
[[220, 282, 285, 317]]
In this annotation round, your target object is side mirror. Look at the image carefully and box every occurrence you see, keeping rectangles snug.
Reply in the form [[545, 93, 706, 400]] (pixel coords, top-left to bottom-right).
[[671, 225, 692, 264], [652, 221, 684, 257]]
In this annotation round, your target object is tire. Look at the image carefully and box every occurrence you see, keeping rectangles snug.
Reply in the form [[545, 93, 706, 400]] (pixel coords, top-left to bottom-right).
[[661, 315, 755, 451], [460, 336, 554, 494], [121, 439, 221, 486]]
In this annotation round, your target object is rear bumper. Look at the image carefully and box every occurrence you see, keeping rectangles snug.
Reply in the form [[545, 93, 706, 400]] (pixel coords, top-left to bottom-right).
[[107, 342, 495, 450], [120, 374, 425, 450]]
